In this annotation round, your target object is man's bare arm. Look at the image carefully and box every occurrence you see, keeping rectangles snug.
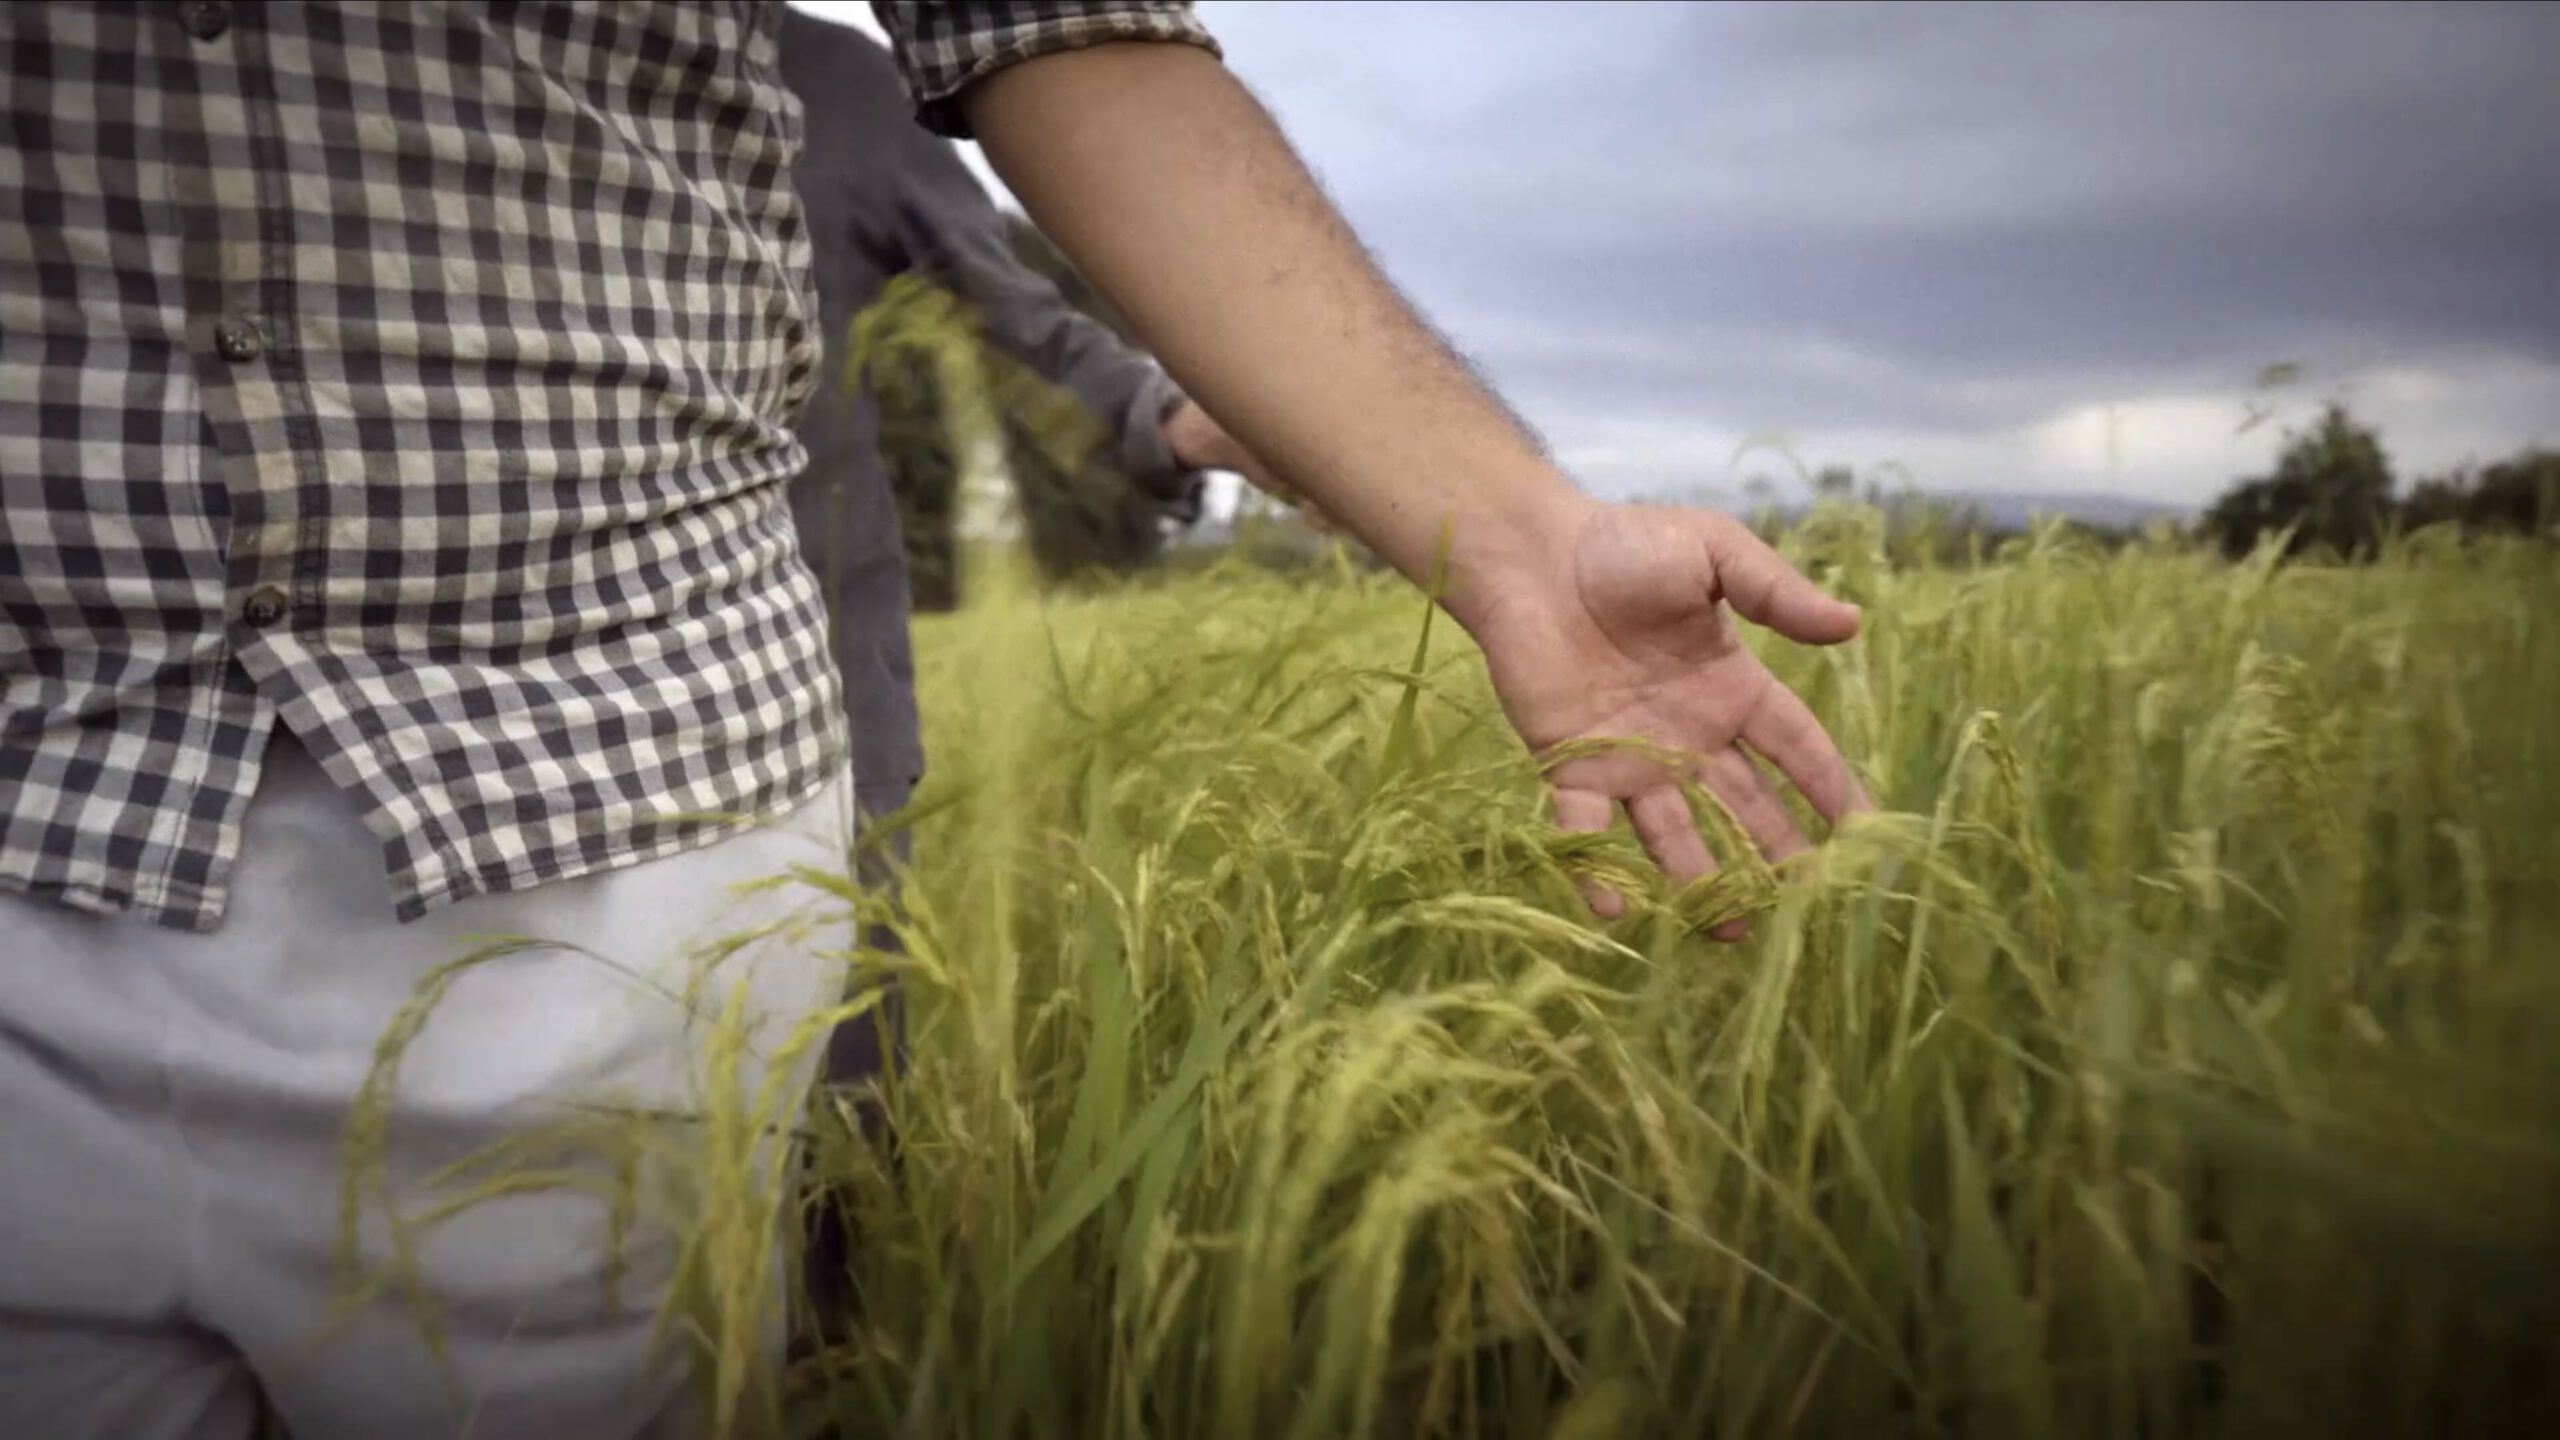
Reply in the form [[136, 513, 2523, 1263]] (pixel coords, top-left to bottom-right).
[[963, 42, 1589, 628], [964, 39, 1872, 914]]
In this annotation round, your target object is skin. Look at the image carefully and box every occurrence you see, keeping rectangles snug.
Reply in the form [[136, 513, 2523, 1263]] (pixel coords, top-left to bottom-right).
[[1161, 396, 1317, 521], [971, 43, 1868, 934]]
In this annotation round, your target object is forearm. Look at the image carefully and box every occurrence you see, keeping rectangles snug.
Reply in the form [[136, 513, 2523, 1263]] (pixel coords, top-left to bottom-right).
[[964, 42, 1592, 625]]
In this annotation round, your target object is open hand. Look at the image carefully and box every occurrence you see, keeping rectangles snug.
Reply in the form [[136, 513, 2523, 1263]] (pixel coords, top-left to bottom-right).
[[1464, 502, 1871, 934]]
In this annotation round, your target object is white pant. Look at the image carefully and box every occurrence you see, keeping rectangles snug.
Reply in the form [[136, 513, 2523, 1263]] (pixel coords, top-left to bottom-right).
[[0, 735, 854, 1439]]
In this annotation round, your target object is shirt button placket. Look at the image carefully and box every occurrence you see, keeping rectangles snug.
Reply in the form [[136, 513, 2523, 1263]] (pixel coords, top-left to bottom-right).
[[213, 313, 281, 632], [186, 4, 283, 645]]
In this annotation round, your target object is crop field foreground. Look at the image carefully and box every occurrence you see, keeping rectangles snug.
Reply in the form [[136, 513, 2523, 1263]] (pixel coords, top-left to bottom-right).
[[749, 521, 2554, 1438]]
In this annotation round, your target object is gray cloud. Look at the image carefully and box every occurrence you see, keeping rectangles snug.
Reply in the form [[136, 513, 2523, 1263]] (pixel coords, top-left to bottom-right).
[[1200, 0, 2560, 500]]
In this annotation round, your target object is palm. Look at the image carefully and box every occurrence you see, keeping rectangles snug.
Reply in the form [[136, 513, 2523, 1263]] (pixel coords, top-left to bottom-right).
[[1471, 504, 1869, 923]]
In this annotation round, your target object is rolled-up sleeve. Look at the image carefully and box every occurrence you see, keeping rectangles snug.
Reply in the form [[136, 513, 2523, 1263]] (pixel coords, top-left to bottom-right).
[[870, 1, 1222, 138]]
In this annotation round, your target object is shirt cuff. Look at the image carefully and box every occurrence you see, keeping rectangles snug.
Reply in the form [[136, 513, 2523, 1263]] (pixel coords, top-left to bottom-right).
[[874, 2, 1223, 139]]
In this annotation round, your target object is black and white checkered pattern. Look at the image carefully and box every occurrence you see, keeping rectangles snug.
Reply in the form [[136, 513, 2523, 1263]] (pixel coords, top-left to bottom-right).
[[873, 0, 1220, 137], [0, 1, 1209, 932]]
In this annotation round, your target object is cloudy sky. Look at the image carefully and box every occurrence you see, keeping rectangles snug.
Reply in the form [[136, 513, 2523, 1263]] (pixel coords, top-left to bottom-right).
[[793, 1, 2560, 509]]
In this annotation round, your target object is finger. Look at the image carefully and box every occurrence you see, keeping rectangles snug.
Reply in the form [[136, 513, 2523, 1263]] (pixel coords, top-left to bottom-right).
[[1699, 747, 1811, 863], [1703, 518, 1862, 645], [1628, 787, 1746, 941], [1551, 786, 1623, 919], [1739, 682, 1873, 825]]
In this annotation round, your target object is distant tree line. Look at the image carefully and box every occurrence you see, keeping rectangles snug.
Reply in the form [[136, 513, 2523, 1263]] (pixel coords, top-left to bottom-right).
[[2201, 404, 2557, 559], [1722, 408, 2557, 571]]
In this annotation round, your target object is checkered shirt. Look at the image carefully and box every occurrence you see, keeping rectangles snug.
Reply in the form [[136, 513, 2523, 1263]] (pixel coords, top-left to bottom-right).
[[0, 0, 1216, 932]]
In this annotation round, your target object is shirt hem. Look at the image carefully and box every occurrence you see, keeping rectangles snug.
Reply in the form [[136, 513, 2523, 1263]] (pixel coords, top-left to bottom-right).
[[0, 869, 226, 934], [384, 759, 854, 924], [911, 11, 1223, 138]]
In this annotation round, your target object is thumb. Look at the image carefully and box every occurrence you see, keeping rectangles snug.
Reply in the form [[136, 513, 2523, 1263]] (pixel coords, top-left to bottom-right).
[[1702, 516, 1862, 644]]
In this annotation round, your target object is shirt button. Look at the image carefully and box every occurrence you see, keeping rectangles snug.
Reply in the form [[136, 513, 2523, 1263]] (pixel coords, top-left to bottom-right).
[[179, 1, 232, 41], [214, 318, 263, 363], [240, 587, 290, 629]]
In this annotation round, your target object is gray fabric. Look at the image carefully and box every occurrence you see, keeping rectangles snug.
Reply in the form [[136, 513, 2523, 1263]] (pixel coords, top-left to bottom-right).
[[782, 11, 1199, 797], [0, 736, 854, 1439]]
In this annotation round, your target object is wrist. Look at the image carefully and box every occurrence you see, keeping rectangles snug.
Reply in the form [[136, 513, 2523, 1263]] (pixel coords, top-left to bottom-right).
[[1437, 467, 1598, 637]]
